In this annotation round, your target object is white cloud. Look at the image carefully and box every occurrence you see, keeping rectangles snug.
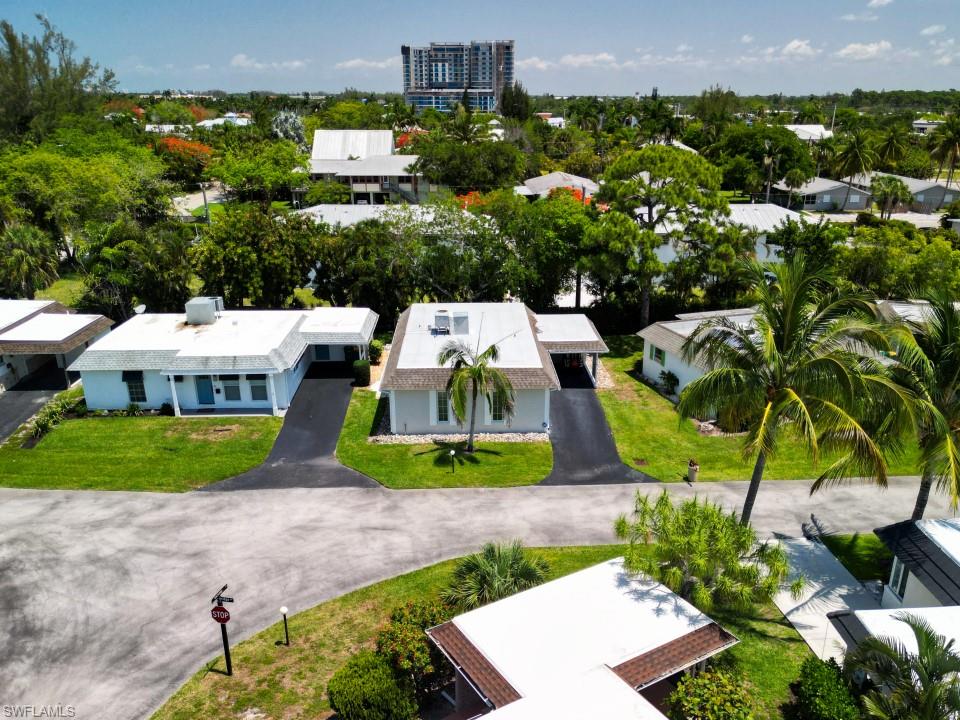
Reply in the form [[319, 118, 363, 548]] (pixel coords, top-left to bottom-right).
[[740, 34, 754, 44], [230, 53, 307, 71], [867, 0, 892, 7], [559, 52, 619, 68], [675, 43, 692, 53], [840, 12, 878, 21], [193, 63, 211, 71], [931, 37, 958, 65], [781, 39, 819, 58], [517, 56, 555, 71], [835, 40, 892, 60], [921, 24, 946, 36], [333, 56, 400, 71]]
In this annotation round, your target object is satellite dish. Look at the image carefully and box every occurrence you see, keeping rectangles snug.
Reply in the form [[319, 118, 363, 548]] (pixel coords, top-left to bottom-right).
[[134, 304, 147, 315]]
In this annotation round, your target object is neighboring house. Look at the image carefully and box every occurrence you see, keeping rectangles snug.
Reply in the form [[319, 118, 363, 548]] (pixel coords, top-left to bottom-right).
[[772, 176, 872, 212], [513, 171, 598, 199], [69, 297, 377, 416], [851, 171, 956, 213], [144, 124, 192, 135], [830, 604, 960, 655], [875, 299, 940, 324], [912, 119, 945, 136], [427, 558, 738, 719], [534, 112, 566, 129], [783, 124, 834, 143], [294, 203, 438, 229], [378, 303, 607, 435], [0, 299, 112, 393], [873, 518, 960, 610], [195, 112, 253, 129], [637, 308, 755, 394], [307, 129, 428, 204]]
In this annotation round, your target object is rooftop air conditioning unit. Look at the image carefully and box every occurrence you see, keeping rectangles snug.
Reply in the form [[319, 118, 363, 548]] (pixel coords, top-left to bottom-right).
[[185, 296, 223, 325], [434, 310, 451, 334]]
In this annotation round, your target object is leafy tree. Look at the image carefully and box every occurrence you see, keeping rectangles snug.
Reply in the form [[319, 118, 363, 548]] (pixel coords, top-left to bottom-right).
[[314, 100, 387, 130], [597, 145, 728, 325], [690, 85, 740, 145], [668, 669, 754, 720], [0, 224, 59, 298], [640, 97, 684, 144], [191, 205, 322, 307], [678, 255, 904, 525], [580, 209, 660, 310], [767, 218, 845, 269], [204, 139, 305, 208], [0, 16, 115, 140], [441, 541, 548, 610], [327, 650, 417, 720], [615, 491, 803, 612], [304, 179, 351, 205], [146, 100, 194, 125], [709, 124, 813, 195], [833, 130, 878, 210], [793, 657, 859, 720], [438, 339, 515, 452], [843, 613, 960, 720], [871, 175, 913, 220], [409, 135, 525, 192], [794, 102, 826, 124], [500, 81, 531, 121], [375, 601, 453, 702], [153, 137, 212, 185], [270, 109, 305, 149]]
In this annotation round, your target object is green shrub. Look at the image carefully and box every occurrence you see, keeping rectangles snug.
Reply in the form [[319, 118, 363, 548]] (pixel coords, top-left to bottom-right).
[[793, 657, 858, 720], [368, 339, 384, 365], [32, 402, 66, 438], [376, 600, 453, 701], [73, 400, 88, 418], [159, 402, 176, 417], [125, 403, 143, 417], [353, 359, 371, 387], [668, 669, 754, 720], [327, 649, 416, 720]]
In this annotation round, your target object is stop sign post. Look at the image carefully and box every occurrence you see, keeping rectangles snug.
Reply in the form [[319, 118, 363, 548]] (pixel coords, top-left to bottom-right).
[[211, 606, 230, 623], [210, 585, 234, 676]]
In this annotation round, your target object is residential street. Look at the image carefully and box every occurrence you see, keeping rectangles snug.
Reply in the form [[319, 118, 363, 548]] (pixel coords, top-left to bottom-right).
[[0, 477, 952, 720]]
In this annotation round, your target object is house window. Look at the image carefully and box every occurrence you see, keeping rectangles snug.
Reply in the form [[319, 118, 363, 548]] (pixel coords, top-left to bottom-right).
[[649, 345, 666, 366], [122, 370, 146, 403], [221, 374, 241, 401], [822, 194, 831, 204], [437, 390, 450, 423], [946, 194, 954, 203], [248, 374, 268, 401], [849, 194, 860, 204], [491, 391, 506, 422], [889, 557, 909, 599], [916, 194, 924, 203]]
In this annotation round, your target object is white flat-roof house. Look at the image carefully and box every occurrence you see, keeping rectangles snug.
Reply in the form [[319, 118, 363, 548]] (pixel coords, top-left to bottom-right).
[[872, 518, 960, 610], [773, 176, 872, 212], [308, 129, 428, 205], [783, 124, 834, 143], [851, 171, 956, 213], [427, 558, 738, 719], [830, 604, 960, 657], [378, 303, 607, 435], [70, 297, 377, 416], [0, 299, 113, 392]]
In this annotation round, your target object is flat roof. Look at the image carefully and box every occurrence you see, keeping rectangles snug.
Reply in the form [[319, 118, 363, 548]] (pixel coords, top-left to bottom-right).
[[0, 299, 54, 333], [855, 606, 960, 654], [535, 314, 608, 353], [396, 303, 543, 370], [0, 313, 105, 343]]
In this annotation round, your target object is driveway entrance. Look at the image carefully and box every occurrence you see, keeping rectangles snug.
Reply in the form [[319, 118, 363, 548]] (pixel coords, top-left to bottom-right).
[[0, 361, 68, 442]]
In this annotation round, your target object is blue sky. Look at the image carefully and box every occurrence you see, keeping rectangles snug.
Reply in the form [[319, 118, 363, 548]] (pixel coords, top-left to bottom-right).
[[3, 0, 958, 95]]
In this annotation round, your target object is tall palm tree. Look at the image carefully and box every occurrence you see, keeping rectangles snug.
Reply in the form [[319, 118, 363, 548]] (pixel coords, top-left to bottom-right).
[[876, 124, 911, 171], [931, 116, 960, 196], [871, 175, 913, 220], [441, 541, 549, 610], [0, 224, 59, 299], [834, 130, 879, 211], [438, 339, 515, 453], [844, 613, 960, 720], [678, 255, 910, 525]]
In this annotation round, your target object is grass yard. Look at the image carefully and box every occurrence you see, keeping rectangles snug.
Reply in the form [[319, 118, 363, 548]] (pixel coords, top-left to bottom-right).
[[36, 271, 85, 308], [0, 415, 282, 492], [599, 335, 919, 482], [335, 390, 553, 488], [822, 532, 894, 582], [151, 544, 810, 720]]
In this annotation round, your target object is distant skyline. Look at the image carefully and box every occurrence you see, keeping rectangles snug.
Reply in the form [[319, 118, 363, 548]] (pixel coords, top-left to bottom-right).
[[3, 0, 958, 96]]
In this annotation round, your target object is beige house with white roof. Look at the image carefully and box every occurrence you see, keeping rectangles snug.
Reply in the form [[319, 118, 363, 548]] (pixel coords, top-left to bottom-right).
[[378, 303, 607, 435], [70, 297, 377, 416]]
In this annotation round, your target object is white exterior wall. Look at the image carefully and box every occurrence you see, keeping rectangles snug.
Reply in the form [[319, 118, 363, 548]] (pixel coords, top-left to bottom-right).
[[81, 370, 280, 412], [388, 388, 550, 434], [880, 570, 944, 609], [284, 349, 312, 404], [0, 354, 33, 391], [641, 348, 704, 395]]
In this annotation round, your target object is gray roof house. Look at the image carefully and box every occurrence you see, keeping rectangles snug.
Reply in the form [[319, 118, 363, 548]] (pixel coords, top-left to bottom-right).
[[772, 176, 872, 212], [850, 171, 957, 213]]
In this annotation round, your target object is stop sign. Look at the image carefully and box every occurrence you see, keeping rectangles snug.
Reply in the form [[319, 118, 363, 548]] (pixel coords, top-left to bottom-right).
[[211, 605, 231, 624]]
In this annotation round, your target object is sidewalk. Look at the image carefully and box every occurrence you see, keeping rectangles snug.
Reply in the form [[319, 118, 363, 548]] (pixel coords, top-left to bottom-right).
[[773, 538, 878, 661]]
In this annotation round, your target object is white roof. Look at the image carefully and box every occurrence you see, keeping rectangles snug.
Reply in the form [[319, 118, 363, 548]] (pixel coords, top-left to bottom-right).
[[784, 124, 834, 142], [522, 171, 598, 197], [453, 559, 718, 710], [918, 518, 960, 569], [334, 154, 418, 177], [396, 303, 542, 370], [534, 314, 603, 344], [0, 313, 103, 343], [727, 203, 802, 233], [773, 176, 864, 196], [308, 158, 354, 176], [69, 307, 377, 373], [852, 606, 960, 654], [295, 204, 437, 228], [876, 299, 933, 324], [0, 299, 54, 333], [311, 129, 393, 160]]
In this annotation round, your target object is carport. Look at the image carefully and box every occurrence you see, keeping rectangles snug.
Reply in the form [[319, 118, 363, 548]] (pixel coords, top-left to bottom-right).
[[534, 314, 608, 388]]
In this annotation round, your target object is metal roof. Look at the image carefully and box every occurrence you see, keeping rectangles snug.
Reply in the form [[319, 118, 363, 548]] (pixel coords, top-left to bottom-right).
[[310, 129, 394, 160], [727, 203, 802, 233], [783, 124, 834, 142], [334, 154, 418, 177]]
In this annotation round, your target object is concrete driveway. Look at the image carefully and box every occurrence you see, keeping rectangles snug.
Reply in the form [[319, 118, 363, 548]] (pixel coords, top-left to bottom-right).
[[0, 477, 952, 720], [0, 363, 68, 442]]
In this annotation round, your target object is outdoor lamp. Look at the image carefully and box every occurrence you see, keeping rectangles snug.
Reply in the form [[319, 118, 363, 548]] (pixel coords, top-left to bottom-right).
[[280, 606, 289, 646], [450, 449, 456, 474]]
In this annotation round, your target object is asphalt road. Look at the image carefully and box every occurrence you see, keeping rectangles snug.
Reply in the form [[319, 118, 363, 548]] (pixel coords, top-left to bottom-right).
[[0, 477, 952, 720], [0, 364, 68, 442]]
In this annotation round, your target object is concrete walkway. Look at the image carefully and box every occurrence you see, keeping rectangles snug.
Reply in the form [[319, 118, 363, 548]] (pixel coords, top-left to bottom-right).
[[0, 477, 953, 719], [773, 538, 879, 661]]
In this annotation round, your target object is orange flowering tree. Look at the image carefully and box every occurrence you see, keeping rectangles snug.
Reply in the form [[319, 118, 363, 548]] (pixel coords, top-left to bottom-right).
[[154, 137, 213, 185]]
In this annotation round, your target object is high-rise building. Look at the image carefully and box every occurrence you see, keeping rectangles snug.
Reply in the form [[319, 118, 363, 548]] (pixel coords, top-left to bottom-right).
[[401, 40, 514, 113]]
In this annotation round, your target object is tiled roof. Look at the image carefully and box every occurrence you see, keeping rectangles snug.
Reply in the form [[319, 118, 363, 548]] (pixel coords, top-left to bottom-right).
[[427, 621, 521, 709], [875, 520, 960, 605], [610, 623, 738, 689]]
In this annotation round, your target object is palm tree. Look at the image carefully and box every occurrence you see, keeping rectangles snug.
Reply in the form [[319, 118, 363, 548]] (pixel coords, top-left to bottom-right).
[[783, 168, 811, 209], [871, 175, 913, 220], [438, 339, 515, 453], [844, 613, 960, 720], [443, 105, 488, 144], [882, 291, 960, 519], [0, 224, 59, 299], [931, 117, 960, 196], [441, 541, 549, 610], [876, 124, 911, 171], [834, 129, 878, 211], [678, 255, 909, 525]]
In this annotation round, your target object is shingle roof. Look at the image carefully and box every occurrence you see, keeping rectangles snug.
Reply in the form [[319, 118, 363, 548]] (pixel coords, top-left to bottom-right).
[[636, 323, 688, 359], [875, 519, 960, 605], [772, 176, 867, 196], [850, 171, 945, 195], [428, 621, 521, 709]]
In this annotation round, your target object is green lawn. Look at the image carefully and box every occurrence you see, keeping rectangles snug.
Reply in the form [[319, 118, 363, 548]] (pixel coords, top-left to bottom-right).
[[822, 532, 893, 582], [0, 415, 282, 492], [36, 271, 85, 308], [600, 335, 920, 482], [151, 544, 810, 720], [335, 390, 553, 489], [191, 200, 290, 219]]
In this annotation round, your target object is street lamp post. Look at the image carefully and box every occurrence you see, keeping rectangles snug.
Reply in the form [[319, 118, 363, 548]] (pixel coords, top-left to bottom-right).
[[450, 449, 456, 475], [280, 606, 289, 646]]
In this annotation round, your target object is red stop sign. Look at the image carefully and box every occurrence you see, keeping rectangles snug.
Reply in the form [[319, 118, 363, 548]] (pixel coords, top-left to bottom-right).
[[211, 605, 231, 624]]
